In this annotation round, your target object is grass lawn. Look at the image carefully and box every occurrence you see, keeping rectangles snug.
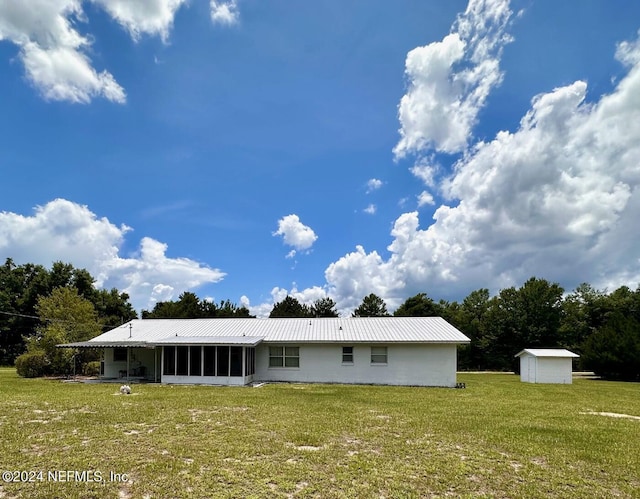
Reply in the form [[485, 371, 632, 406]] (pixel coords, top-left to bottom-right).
[[0, 369, 639, 498]]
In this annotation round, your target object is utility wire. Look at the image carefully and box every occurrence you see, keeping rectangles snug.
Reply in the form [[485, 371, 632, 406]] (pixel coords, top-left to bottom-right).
[[0, 310, 128, 329]]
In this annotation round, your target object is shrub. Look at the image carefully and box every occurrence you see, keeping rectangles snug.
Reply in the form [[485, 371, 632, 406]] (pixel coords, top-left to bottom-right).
[[15, 350, 50, 378], [84, 361, 101, 376]]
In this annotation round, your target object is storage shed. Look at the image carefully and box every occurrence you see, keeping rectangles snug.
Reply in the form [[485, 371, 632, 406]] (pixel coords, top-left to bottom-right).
[[515, 349, 579, 384]]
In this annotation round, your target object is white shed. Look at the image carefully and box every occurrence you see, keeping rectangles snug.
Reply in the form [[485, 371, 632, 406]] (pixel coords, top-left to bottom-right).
[[515, 349, 579, 384]]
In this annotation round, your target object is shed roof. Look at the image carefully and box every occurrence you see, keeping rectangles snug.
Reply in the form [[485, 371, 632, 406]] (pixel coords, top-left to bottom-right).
[[60, 317, 469, 348], [515, 348, 579, 358]]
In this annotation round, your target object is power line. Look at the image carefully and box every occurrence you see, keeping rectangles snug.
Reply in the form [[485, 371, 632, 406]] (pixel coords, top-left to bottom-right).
[[0, 310, 40, 320], [0, 310, 126, 329]]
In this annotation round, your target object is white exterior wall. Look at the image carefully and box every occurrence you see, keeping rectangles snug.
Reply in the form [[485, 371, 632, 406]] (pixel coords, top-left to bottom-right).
[[536, 357, 573, 384], [519, 354, 573, 384], [255, 343, 458, 387], [161, 375, 249, 385]]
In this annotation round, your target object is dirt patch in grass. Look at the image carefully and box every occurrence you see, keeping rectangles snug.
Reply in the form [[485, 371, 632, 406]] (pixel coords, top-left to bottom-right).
[[580, 411, 640, 420]]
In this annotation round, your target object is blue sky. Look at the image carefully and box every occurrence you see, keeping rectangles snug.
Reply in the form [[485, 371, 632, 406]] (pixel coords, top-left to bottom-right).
[[2, 0, 640, 316]]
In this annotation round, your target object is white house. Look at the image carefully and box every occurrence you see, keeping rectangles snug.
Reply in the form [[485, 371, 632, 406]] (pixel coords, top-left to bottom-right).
[[515, 349, 579, 384], [60, 317, 470, 387]]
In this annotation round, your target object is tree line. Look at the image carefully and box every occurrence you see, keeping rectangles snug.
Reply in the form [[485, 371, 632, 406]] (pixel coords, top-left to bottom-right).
[[0, 258, 137, 366], [2, 257, 638, 380], [267, 280, 640, 381]]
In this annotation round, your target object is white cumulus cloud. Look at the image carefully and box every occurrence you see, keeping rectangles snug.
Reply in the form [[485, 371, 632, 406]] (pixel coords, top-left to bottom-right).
[[0, 199, 225, 311], [273, 214, 318, 252], [91, 0, 188, 42], [0, 0, 236, 103], [210, 0, 239, 26], [0, 0, 126, 103], [366, 178, 383, 193], [417, 191, 434, 207], [324, 29, 640, 312], [363, 204, 377, 215], [394, 0, 513, 156]]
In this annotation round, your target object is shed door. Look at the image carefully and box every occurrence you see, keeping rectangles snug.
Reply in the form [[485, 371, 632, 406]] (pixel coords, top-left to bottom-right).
[[529, 356, 536, 382]]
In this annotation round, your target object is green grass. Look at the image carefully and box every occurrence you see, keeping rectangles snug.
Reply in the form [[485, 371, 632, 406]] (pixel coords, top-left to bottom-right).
[[0, 369, 639, 498]]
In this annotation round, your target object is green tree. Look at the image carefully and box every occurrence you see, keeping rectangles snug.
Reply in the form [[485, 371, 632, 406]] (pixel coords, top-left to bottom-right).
[[93, 288, 137, 327], [518, 277, 564, 346], [0, 259, 137, 364], [394, 293, 441, 317], [582, 312, 640, 380], [478, 289, 520, 370], [211, 299, 253, 318], [269, 296, 312, 318], [0, 259, 50, 364], [559, 283, 604, 360], [454, 289, 491, 370], [23, 288, 103, 375], [143, 293, 254, 318], [352, 294, 390, 317], [311, 297, 339, 317]]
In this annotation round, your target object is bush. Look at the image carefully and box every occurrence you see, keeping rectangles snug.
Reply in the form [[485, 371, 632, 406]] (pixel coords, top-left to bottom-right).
[[15, 350, 50, 378], [83, 361, 101, 376]]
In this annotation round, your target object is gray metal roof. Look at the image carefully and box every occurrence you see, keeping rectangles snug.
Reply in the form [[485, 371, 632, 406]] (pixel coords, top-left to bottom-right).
[[515, 348, 579, 358], [64, 317, 469, 347], [58, 341, 153, 349], [154, 336, 264, 346]]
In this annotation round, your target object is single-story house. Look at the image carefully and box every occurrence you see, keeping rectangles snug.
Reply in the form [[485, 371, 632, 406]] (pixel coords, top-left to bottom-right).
[[59, 317, 470, 387], [515, 348, 579, 384]]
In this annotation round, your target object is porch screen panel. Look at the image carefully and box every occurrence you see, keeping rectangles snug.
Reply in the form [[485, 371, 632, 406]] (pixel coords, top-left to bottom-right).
[[230, 347, 242, 376], [217, 346, 230, 376], [163, 346, 176, 376], [176, 346, 189, 376], [245, 347, 255, 376], [190, 346, 202, 376], [203, 346, 216, 376]]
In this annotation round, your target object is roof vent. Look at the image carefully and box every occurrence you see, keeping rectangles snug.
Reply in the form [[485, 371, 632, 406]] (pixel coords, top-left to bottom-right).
[[309, 321, 312, 325], [339, 326, 342, 330]]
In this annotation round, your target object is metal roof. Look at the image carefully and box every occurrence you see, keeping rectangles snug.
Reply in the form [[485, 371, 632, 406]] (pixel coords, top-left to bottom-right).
[[515, 349, 579, 358], [63, 317, 469, 347], [153, 336, 264, 346], [58, 341, 153, 349]]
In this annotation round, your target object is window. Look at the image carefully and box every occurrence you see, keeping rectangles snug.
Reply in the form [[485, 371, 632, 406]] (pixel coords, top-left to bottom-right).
[[163, 346, 176, 375], [269, 346, 299, 368], [371, 346, 387, 364], [342, 346, 354, 363], [113, 348, 127, 362], [190, 346, 202, 376]]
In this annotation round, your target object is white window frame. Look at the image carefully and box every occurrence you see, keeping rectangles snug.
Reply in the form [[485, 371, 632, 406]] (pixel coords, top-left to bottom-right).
[[342, 346, 354, 364], [371, 346, 388, 365], [269, 346, 300, 368]]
